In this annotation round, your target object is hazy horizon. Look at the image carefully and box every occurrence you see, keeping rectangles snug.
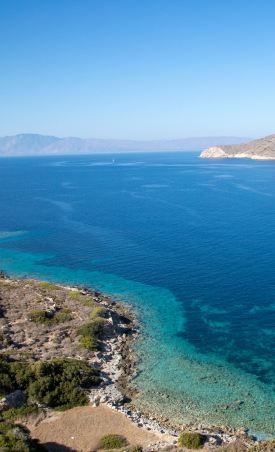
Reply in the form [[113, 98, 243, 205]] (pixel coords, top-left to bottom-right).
[[0, 132, 254, 141], [0, 133, 253, 156]]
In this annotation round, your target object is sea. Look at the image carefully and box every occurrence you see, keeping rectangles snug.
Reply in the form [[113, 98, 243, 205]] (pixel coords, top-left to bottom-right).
[[1, 151, 275, 438]]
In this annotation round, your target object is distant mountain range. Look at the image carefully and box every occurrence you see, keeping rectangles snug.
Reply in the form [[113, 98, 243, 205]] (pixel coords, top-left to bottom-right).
[[199, 133, 275, 160], [0, 134, 252, 156]]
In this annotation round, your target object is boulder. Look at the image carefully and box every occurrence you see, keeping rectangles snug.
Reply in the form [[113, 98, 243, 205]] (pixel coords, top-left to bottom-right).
[[0, 390, 28, 413]]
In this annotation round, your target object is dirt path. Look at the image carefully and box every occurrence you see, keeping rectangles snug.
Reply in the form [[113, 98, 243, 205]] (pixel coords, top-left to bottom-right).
[[29, 405, 176, 452]]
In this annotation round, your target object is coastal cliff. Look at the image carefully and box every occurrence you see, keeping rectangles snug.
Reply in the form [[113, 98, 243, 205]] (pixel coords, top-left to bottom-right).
[[199, 134, 275, 160]]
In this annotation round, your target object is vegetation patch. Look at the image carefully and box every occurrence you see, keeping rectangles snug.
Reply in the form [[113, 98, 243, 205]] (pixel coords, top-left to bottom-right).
[[82, 296, 96, 307], [27, 310, 51, 324], [60, 308, 71, 314], [78, 336, 99, 351], [69, 291, 81, 299], [0, 421, 46, 452], [39, 282, 60, 290], [69, 292, 97, 307], [0, 332, 13, 347], [76, 319, 105, 351], [3, 403, 41, 420], [54, 312, 72, 323], [90, 306, 106, 319], [76, 321, 102, 337], [0, 283, 18, 290], [99, 434, 127, 450], [178, 432, 206, 449], [0, 356, 101, 410], [27, 309, 72, 324]]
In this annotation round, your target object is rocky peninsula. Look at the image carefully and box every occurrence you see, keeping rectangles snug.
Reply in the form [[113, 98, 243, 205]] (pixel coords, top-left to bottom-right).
[[199, 134, 275, 160]]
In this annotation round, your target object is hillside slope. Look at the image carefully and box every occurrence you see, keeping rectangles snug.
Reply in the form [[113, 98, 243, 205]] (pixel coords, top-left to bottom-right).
[[199, 134, 275, 160]]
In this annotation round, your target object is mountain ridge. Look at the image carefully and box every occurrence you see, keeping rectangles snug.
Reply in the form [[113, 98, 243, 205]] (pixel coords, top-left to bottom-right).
[[0, 133, 252, 156]]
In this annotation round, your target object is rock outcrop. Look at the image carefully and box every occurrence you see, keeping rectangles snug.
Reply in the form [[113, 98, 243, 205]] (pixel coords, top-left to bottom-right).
[[199, 134, 275, 160], [0, 390, 28, 413]]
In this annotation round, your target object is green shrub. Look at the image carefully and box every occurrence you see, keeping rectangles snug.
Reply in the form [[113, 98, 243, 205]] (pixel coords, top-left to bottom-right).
[[27, 309, 71, 324], [0, 283, 18, 290], [0, 357, 101, 410], [76, 319, 105, 351], [27, 310, 51, 324], [54, 313, 72, 323], [178, 432, 206, 449], [3, 403, 41, 420], [61, 308, 71, 314], [78, 336, 99, 351], [82, 296, 95, 307], [90, 306, 106, 319], [39, 282, 59, 290], [76, 320, 102, 337], [3, 337, 13, 347], [99, 434, 127, 450], [0, 421, 46, 451], [68, 291, 81, 299], [35, 299, 41, 303], [0, 331, 5, 344]]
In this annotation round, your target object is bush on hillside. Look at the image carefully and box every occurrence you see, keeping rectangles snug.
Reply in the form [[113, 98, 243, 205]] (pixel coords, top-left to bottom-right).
[[3, 403, 41, 420], [27, 310, 50, 324], [76, 319, 105, 351], [69, 291, 96, 307], [82, 296, 96, 307], [54, 312, 72, 323], [0, 283, 18, 290], [27, 309, 72, 324], [178, 432, 206, 449], [0, 421, 46, 452], [69, 291, 81, 299], [76, 320, 103, 337], [0, 357, 101, 410], [90, 306, 106, 319], [99, 434, 127, 450], [39, 282, 59, 290], [60, 308, 71, 314]]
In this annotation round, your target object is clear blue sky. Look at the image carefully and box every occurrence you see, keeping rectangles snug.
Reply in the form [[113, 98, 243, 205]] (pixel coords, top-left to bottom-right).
[[0, 0, 274, 140]]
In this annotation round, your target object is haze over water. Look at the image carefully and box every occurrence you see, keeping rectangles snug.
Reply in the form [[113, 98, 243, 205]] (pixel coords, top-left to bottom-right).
[[1, 151, 275, 436]]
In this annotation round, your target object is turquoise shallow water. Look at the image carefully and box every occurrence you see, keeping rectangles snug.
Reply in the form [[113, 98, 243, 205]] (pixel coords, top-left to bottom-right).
[[1, 152, 275, 436]]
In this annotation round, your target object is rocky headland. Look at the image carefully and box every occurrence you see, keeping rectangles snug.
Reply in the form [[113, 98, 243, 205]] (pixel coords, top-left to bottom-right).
[[199, 134, 275, 160]]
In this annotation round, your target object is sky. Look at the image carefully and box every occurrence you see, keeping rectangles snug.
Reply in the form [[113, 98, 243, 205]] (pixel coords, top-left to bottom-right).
[[0, 0, 274, 140]]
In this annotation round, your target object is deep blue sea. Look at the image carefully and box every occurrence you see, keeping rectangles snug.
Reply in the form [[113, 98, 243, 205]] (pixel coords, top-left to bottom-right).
[[1, 151, 275, 436]]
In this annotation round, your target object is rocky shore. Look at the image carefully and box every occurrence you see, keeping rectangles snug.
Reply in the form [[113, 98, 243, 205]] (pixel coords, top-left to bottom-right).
[[199, 133, 275, 160], [0, 270, 262, 451]]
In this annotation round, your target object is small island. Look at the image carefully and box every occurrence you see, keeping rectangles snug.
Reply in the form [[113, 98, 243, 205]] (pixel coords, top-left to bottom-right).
[[199, 134, 275, 160]]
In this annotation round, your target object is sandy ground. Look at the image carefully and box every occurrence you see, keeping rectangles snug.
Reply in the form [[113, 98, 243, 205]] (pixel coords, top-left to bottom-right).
[[29, 405, 176, 452]]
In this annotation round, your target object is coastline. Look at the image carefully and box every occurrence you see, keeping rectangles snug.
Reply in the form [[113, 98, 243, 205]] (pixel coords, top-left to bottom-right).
[[0, 270, 259, 450]]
